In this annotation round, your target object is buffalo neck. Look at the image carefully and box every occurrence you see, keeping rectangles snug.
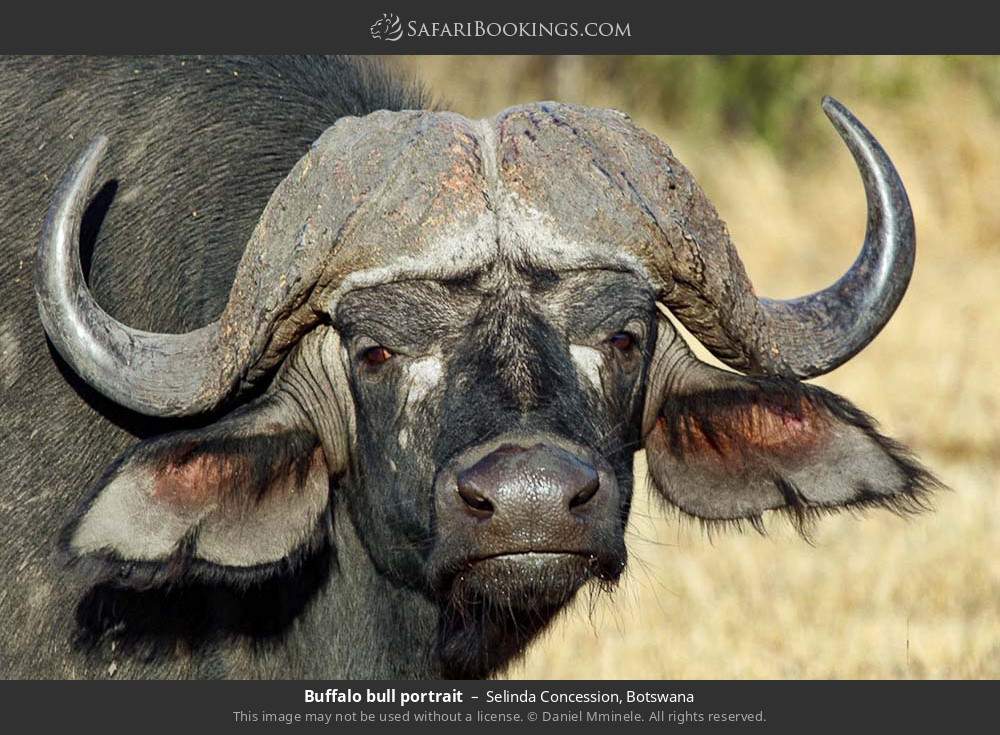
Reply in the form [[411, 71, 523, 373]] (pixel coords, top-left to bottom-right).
[[249, 503, 445, 679]]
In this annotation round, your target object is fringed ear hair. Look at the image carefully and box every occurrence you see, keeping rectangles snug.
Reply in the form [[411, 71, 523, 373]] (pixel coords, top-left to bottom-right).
[[642, 318, 939, 537]]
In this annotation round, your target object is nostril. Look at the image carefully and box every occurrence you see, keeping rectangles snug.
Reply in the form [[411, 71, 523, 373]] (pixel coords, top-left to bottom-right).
[[568, 472, 600, 510], [456, 476, 495, 517]]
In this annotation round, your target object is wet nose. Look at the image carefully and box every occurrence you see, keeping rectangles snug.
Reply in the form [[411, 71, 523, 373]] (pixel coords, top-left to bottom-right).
[[434, 439, 625, 580], [454, 443, 602, 525]]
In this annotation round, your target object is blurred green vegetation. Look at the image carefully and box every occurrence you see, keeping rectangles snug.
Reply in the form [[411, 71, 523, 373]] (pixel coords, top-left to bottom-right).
[[400, 55, 1000, 679], [407, 56, 1000, 162], [584, 56, 1000, 157]]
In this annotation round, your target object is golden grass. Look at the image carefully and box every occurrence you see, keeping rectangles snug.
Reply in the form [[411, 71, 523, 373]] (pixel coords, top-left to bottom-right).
[[397, 56, 1000, 679], [513, 453, 998, 679]]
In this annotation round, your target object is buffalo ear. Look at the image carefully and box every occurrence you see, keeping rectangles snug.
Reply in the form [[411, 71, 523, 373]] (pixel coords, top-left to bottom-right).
[[641, 318, 939, 534], [63, 393, 332, 588]]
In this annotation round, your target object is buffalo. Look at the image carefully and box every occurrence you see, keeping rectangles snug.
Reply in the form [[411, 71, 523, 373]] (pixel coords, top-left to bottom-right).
[[0, 56, 937, 679]]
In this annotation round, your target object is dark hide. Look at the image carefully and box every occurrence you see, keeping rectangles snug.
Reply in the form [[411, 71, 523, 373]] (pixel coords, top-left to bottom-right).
[[0, 56, 430, 678], [334, 264, 653, 677], [0, 58, 936, 680], [62, 383, 329, 590], [61, 263, 652, 679]]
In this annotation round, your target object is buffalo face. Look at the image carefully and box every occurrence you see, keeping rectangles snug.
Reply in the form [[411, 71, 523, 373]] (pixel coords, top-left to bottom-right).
[[44, 100, 938, 678], [334, 265, 653, 673]]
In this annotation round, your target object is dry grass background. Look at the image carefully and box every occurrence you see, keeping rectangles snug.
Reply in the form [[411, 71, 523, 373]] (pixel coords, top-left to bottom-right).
[[397, 56, 1000, 679]]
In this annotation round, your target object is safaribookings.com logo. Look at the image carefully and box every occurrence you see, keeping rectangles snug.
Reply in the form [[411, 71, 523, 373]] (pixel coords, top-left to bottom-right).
[[370, 14, 631, 42], [370, 13, 404, 41]]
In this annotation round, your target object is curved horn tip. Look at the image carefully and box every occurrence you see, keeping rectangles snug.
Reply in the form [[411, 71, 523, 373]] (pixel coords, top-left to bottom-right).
[[818, 98, 896, 174], [763, 95, 914, 379], [820, 96, 867, 142], [85, 134, 110, 160], [34, 134, 227, 418], [820, 94, 844, 116], [70, 135, 111, 184]]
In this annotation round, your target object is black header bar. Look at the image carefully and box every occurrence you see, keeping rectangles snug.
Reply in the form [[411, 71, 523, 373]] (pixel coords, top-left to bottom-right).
[[1, 2, 998, 54]]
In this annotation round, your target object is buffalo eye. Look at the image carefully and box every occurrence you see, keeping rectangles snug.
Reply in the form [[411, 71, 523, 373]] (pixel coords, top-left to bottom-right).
[[360, 345, 394, 368], [608, 332, 636, 352]]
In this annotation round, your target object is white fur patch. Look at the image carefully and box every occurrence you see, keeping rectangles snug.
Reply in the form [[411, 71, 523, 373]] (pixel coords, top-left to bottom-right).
[[405, 356, 444, 404], [570, 345, 604, 390], [396, 356, 443, 453]]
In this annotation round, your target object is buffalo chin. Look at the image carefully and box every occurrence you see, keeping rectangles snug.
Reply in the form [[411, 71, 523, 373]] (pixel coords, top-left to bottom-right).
[[435, 552, 624, 678]]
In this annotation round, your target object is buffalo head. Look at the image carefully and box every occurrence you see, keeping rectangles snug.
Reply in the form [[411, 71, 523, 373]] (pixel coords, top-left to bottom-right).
[[37, 99, 937, 676]]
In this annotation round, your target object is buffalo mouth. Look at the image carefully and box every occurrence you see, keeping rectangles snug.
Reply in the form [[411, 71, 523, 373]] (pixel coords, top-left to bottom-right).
[[433, 547, 626, 678], [430, 537, 626, 677], [436, 549, 626, 610]]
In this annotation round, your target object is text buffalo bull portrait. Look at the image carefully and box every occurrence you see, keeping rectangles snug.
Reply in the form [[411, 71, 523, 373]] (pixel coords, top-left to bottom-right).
[[36, 93, 937, 678]]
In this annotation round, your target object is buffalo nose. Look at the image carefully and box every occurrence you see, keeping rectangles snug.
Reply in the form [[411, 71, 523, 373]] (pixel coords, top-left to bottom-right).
[[455, 443, 601, 520], [436, 440, 623, 573]]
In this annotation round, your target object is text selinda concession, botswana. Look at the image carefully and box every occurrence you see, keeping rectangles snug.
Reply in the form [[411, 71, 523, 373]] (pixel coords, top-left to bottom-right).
[[486, 690, 695, 704]]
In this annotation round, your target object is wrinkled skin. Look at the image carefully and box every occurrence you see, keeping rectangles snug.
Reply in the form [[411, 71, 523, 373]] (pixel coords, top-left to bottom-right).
[[337, 265, 652, 675], [1, 58, 937, 679], [0, 56, 443, 679], [62, 263, 657, 678]]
